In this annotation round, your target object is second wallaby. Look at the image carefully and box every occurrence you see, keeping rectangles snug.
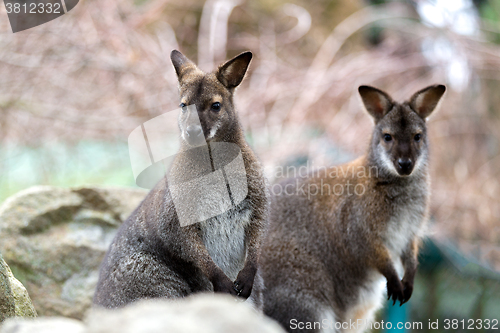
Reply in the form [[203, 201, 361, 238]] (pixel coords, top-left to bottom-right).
[[260, 85, 446, 332], [93, 50, 268, 308]]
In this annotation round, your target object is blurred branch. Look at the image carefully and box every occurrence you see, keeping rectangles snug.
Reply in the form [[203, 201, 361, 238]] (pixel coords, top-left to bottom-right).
[[198, 0, 242, 71], [287, 2, 416, 124]]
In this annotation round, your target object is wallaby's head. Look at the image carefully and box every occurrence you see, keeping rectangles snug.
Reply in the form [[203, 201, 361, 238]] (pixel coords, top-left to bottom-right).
[[170, 50, 252, 146], [359, 84, 446, 177]]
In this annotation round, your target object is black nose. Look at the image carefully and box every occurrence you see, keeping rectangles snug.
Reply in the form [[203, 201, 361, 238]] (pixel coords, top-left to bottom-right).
[[186, 125, 202, 138], [397, 158, 413, 175]]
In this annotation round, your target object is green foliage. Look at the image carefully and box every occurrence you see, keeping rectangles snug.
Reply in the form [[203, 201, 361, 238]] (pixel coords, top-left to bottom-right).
[[476, 0, 500, 43], [0, 141, 137, 204]]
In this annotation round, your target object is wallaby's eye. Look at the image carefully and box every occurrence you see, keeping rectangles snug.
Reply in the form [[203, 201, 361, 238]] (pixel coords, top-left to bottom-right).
[[211, 102, 221, 112], [414, 133, 422, 142], [180, 103, 187, 113], [383, 134, 392, 142]]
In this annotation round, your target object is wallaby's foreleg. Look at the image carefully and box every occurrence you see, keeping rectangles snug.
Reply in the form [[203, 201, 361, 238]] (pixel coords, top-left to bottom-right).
[[235, 216, 264, 298], [400, 238, 418, 304], [183, 225, 239, 296], [371, 244, 405, 306]]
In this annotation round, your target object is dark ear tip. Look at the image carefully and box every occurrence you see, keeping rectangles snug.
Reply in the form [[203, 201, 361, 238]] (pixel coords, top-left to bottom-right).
[[170, 49, 181, 60], [358, 85, 375, 94], [436, 84, 446, 93], [240, 51, 252, 61]]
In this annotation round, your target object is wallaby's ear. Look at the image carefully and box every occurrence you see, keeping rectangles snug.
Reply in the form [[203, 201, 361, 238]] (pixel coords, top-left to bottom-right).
[[358, 86, 394, 122], [216, 51, 252, 89], [409, 84, 446, 119], [170, 50, 197, 80]]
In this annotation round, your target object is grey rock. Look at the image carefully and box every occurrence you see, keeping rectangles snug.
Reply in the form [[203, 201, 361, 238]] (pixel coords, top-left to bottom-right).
[[0, 186, 148, 319], [0, 295, 285, 333], [86, 294, 286, 333], [0, 254, 37, 322], [0, 317, 84, 333]]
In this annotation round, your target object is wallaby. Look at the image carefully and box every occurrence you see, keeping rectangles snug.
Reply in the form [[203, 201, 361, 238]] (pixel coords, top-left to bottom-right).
[[260, 85, 446, 332], [93, 50, 268, 308]]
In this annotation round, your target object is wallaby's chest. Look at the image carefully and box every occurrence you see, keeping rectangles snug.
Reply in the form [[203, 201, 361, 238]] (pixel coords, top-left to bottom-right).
[[383, 195, 427, 258], [200, 205, 252, 280]]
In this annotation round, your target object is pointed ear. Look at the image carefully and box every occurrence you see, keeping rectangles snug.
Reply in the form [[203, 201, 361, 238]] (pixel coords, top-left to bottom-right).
[[358, 86, 394, 122], [216, 51, 252, 89], [170, 50, 197, 80], [409, 84, 446, 119]]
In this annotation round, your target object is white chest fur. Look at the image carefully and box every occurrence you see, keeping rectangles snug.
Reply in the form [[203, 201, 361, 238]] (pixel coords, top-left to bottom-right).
[[383, 200, 426, 275], [200, 208, 252, 280]]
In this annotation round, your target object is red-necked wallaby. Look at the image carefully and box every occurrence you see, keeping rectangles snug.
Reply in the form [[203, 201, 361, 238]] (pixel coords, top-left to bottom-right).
[[260, 85, 446, 332], [93, 50, 268, 308]]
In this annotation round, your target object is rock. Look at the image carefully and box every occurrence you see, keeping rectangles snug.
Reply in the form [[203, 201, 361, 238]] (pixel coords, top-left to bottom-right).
[[0, 317, 84, 333], [0, 294, 285, 333], [0, 186, 148, 319], [87, 294, 286, 333], [0, 254, 37, 322]]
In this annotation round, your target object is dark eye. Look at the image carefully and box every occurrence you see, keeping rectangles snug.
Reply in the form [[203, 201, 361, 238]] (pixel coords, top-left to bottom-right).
[[179, 103, 187, 113], [211, 102, 221, 112], [383, 134, 392, 142], [414, 133, 422, 142]]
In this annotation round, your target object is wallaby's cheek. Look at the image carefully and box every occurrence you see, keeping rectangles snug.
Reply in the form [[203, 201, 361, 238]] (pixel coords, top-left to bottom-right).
[[377, 144, 399, 176], [410, 143, 426, 174]]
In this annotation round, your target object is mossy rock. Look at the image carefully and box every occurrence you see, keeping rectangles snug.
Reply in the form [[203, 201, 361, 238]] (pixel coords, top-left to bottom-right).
[[0, 186, 147, 319], [0, 254, 37, 322]]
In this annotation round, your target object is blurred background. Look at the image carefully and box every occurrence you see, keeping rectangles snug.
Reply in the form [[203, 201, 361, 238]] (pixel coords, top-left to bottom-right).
[[1, 0, 500, 330]]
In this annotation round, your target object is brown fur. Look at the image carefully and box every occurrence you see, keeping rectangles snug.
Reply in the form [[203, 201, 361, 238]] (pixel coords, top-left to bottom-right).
[[260, 85, 445, 332], [93, 51, 268, 308]]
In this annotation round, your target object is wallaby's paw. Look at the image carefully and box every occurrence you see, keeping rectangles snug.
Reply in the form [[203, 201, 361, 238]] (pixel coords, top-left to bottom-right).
[[234, 265, 257, 299], [400, 279, 413, 305], [386, 276, 404, 306], [212, 273, 239, 296]]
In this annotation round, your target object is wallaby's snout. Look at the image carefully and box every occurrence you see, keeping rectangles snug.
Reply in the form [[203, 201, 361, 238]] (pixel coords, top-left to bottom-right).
[[186, 124, 202, 138], [397, 158, 413, 175], [185, 124, 204, 145], [177, 103, 206, 146], [359, 84, 446, 177], [385, 134, 418, 176]]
